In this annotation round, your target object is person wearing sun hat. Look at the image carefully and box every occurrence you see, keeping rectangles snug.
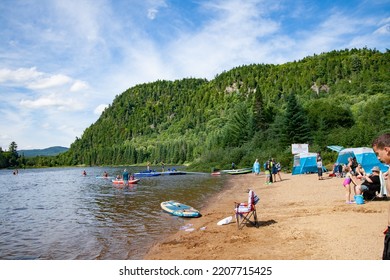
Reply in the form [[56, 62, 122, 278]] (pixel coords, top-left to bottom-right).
[[355, 166, 381, 199]]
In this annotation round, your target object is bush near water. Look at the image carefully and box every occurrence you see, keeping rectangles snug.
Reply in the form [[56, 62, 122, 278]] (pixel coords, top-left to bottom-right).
[[3, 48, 390, 171]]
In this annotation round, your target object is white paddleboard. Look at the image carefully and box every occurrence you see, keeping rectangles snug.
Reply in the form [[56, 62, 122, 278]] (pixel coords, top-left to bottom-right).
[[217, 216, 233, 225]]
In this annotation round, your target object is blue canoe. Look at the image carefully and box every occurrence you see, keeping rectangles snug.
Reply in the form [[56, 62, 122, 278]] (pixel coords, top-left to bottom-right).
[[160, 200, 201, 218], [134, 171, 161, 177], [159, 170, 186, 176]]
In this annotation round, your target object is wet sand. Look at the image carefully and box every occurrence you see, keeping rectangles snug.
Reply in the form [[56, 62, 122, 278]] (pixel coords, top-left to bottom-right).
[[144, 172, 389, 260]]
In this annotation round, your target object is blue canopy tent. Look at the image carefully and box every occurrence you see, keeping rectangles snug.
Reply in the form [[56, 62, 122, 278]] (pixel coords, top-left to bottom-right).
[[335, 147, 388, 173], [292, 152, 326, 175], [327, 145, 344, 152]]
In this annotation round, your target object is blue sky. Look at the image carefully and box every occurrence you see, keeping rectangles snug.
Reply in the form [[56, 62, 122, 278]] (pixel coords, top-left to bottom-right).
[[0, 0, 389, 150]]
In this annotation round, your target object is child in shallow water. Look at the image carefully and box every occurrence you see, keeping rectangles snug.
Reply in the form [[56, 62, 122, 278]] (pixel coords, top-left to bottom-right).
[[342, 166, 357, 204]]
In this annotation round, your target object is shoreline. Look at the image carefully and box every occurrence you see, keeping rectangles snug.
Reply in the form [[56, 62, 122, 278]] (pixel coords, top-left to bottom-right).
[[144, 172, 388, 260]]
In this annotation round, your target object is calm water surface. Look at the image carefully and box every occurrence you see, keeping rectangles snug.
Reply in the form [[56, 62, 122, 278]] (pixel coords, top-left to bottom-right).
[[0, 167, 225, 260]]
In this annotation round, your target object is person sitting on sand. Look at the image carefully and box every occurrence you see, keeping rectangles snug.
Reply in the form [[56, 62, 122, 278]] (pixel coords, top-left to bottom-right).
[[331, 163, 343, 177], [355, 166, 381, 200], [355, 164, 365, 178]]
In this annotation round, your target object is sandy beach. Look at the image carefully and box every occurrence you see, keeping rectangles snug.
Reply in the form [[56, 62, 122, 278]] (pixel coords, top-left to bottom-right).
[[144, 172, 389, 260]]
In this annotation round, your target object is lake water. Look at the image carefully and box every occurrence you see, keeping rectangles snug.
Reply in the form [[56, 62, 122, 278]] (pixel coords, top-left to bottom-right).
[[0, 166, 226, 260]]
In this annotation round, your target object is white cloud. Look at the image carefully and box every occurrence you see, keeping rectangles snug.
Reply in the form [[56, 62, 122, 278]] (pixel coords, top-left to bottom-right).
[[147, 8, 158, 20], [165, 0, 281, 78], [52, 0, 105, 44], [70, 80, 89, 92], [0, 67, 89, 92], [20, 93, 84, 110], [0, 67, 42, 83], [146, 0, 167, 20], [0, 133, 12, 149], [374, 23, 390, 35], [27, 74, 72, 90], [94, 104, 108, 115]]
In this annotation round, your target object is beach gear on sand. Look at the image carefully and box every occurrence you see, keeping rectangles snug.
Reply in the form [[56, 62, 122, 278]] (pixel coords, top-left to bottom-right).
[[217, 216, 233, 225], [234, 189, 260, 229], [160, 201, 201, 218], [354, 195, 364, 205]]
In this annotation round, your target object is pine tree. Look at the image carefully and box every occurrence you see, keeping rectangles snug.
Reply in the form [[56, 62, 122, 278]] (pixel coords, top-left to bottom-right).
[[252, 85, 267, 132], [281, 93, 311, 147], [8, 141, 19, 167]]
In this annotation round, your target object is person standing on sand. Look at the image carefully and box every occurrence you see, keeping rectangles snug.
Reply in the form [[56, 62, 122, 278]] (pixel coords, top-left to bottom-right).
[[276, 161, 282, 181], [264, 160, 271, 185], [316, 152, 324, 180], [253, 159, 260, 175], [271, 158, 278, 182], [372, 133, 390, 260], [342, 166, 357, 204]]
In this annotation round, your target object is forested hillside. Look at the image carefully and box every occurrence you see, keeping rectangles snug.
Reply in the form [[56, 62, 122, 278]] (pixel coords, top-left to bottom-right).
[[54, 48, 389, 171], [19, 146, 69, 158]]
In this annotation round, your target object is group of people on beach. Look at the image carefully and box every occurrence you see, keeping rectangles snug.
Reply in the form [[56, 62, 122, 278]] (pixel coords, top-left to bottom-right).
[[252, 158, 282, 185], [329, 133, 389, 259], [289, 134, 390, 259], [316, 134, 390, 260], [341, 163, 382, 204]]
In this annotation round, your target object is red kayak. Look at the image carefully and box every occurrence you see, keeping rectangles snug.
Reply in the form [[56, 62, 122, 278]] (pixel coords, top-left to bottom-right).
[[112, 179, 140, 185]]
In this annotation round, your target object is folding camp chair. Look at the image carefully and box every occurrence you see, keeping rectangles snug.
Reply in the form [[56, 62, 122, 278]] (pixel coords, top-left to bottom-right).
[[379, 171, 388, 197], [371, 170, 388, 201], [234, 189, 260, 229]]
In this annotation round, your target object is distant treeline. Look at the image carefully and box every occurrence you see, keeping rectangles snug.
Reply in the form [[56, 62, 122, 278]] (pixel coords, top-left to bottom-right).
[[0, 142, 20, 169], [0, 144, 69, 169], [8, 48, 390, 171]]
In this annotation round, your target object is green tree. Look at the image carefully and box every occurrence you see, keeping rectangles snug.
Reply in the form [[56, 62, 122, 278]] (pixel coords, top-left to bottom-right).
[[8, 141, 19, 167], [281, 93, 311, 147], [252, 85, 267, 132]]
